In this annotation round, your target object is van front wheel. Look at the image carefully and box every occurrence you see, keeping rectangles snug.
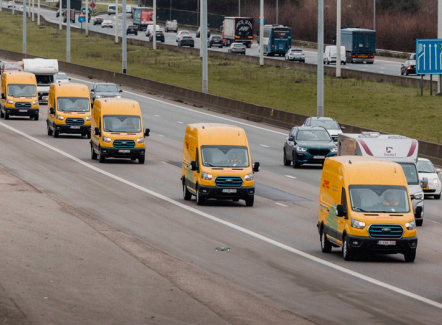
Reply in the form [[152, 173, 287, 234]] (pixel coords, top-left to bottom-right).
[[404, 251, 416, 263], [342, 236, 353, 261], [196, 186, 205, 206], [183, 181, 192, 201], [245, 196, 254, 207], [91, 145, 97, 160], [138, 156, 145, 164], [47, 123, 53, 136], [321, 230, 332, 253]]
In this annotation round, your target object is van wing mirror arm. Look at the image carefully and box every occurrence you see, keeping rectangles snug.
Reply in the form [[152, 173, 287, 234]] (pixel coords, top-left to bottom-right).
[[144, 128, 150, 137]]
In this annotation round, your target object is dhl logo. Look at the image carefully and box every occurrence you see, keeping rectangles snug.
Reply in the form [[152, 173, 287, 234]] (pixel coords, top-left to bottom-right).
[[322, 180, 330, 189]]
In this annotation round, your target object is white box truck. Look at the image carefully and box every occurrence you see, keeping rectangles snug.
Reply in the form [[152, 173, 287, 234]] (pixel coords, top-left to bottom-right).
[[22, 59, 58, 103], [338, 132, 428, 226]]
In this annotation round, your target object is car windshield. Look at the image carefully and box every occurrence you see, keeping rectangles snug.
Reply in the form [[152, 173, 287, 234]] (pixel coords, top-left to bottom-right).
[[181, 31, 190, 36], [212, 36, 221, 40], [349, 185, 410, 213], [103, 115, 141, 133], [96, 84, 118, 92], [7, 84, 37, 97], [291, 50, 302, 53], [57, 97, 90, 112], [398, 163, 419, 185], [296, 130, 331, 141], [417, 160, 435, 173], [56, 73, 68, 80], [201, 145, 249, 167], [310, 119, 340, 130]]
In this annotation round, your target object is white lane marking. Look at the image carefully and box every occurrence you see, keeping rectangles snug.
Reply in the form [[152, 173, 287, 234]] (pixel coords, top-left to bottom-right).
[[157, 134, 164, 137], [70, 77, 287, 136], [2, 121, 442, 311], [177, 121, 183, 124], [154, 115, 161, 117], [260, 144, 269, 148], [285, 175, 297, 179], [275, 202, 287, 207]]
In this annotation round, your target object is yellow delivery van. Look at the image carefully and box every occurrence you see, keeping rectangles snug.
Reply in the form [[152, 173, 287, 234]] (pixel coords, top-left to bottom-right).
[[90, 98, 150, 164], [47, 83, 91, 138], [1, 71, 39, 120], [181, 123, 260, 206], [317, 156, 418, 262]]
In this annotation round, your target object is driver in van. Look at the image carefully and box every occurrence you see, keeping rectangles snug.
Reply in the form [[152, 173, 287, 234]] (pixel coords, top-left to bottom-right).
[[382, 192, 399, 207], [230, 152, 241, 164]]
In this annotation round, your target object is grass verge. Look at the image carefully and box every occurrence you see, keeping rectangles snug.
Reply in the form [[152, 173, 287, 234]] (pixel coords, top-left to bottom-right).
[[0, 11, 441, 143]]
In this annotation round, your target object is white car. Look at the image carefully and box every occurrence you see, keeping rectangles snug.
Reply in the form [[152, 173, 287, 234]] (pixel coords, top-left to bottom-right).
[[54, 72, 71, 84], [417, 158, 441, 199], [101, 20, 113, 28], [7, 1, 14, 8], [285, 48, 305, 62], [302, 116, 344, 142]]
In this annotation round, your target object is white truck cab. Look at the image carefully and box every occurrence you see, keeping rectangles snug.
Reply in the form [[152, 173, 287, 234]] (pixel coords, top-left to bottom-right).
[[21, 59, 58, 103], [338, 132, 428, 226]]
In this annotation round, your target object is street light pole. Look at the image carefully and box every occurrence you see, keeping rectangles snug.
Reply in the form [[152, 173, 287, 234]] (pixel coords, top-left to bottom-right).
[[67, 0, 71, 62], [438, 0, 442, 93], [317, 0, 324, 117], [85, 0, 88, 36], [23, 0, 27, 54], [276, 0, 278, 25], [259, 0, 263, 66], [115, 0, 118, 43], [202, 0, 208, 93], [37, 0, 40, 25], [373, 0, 375, 30], [122, 0, 127, 73], [59, 0, 62, 30], [238, 0, 240, 16], [170, 0, 172, 21], [336, 0, 341, 78], [153, 0, 156, 50]]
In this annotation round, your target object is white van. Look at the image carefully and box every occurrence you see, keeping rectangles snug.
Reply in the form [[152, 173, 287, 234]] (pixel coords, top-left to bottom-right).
[[324, 45, 346, 65], [108, 5, 116, 15], [145, 24, 161, 37], [125, 5, 132, 14]]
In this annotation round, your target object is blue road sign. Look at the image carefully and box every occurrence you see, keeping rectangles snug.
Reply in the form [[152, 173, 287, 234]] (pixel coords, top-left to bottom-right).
[[78, 16, 86, 23], [416, 39, 442, 75]]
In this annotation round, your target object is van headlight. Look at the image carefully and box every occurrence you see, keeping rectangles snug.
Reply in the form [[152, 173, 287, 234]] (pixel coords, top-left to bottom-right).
[[136, 137, 144, 143], [116, 95, 121, 98], [411, 192, 423, 200], [56, 115, 64, 120], [86, 116, 92, 121], [103, 136, 112, 143], [296, 147, 307, 152], [405, 220, 416, 230], [6, 100, 13, 104], [32, 100, 39, 105], [95, 95, 102, 98], [201, 172, 213, 180], [244, 173, 254, 181], [351, 218, 366, 229]]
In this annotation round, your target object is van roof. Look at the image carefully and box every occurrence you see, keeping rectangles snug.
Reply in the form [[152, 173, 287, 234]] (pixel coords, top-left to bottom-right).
[[95, 98, 141, 115], [52, 83, 89, 95], [325, 156, 406, 186], [188, 123, 248, 146], [2, 71, 37, 83]]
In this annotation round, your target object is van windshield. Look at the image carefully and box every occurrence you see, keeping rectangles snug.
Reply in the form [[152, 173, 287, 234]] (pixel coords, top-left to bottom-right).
[[201, 145, 249, 167], [349, 185, 410, 213], [398, 163, 419, 185], [57, 97, 90, 112], [103, 115, 141, 133], [36, 75, 54, 86], [7, 84, 36, 97]]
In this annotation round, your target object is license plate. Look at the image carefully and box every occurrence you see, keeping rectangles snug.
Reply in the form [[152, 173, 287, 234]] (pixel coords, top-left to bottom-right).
[[422, 187, 429, 190], [19, 109, 28, 112], [314, 156, 325, 159], [42, 96, 48, 101], [359, 55, 368, 58], [70, 126, 80, 129], [378, 241, 396, 246], [222, 189, 237, 193], [119, 149, 130, 153]]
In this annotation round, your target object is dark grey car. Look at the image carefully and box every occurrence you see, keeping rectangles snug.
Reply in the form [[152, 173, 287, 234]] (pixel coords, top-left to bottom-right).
[[90, 83, 122, 106], [178, 35, 195, 47]]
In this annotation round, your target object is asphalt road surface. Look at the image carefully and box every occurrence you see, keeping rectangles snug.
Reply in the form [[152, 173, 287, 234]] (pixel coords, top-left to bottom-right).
[[0, 65, 441, 323]]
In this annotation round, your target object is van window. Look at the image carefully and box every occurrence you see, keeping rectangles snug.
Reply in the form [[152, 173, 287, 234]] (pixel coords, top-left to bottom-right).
[[201, 145, 249, 167], [398, 163, 419, 185], [103, 115, 141, 133], [7, 84, 37, 97], [36, 75, 54, 86], [57, 97, 90, 112], [349, 185, 410, 213]]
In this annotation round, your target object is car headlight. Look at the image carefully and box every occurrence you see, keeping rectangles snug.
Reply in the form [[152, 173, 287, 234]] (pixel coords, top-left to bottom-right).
[[56, 115, 64, 120], [331, 147, 338, 153], [136, 137, 144, 143], [116, 95, 121, 98], [6, 100, 13, 104], [86, 116, 92, 121], [95, 95, 102, 99], [32, 100, 39, 105], [351, 218, 365, 229], [405, 220, 416, 230], [296, 147, 307, 152], [433, 178, 439, 185], [244, 173, 254, 181], [201, 172, 213, 180], [411, 192, 423, 200], [103, 136, 111, 143]]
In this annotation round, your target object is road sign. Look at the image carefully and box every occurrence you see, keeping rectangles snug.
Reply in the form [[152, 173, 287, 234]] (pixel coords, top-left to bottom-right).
[[78, 12, 85, 22], [258, 17, 266, 24], [90, 2, 95, 8], [416, 39, 442, 75]]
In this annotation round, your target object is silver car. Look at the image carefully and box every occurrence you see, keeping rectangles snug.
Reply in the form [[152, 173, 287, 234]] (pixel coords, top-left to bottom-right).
[[417, 158, 441, 199], [228, 43, 246, 55], [285, 48, 305, 62]]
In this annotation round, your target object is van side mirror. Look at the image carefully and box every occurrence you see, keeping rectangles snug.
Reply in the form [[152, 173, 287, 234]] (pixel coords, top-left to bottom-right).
[[94, 127, 101, 136], [340, 126, 345, 131], [144, 128, 150, 137], [420, 177, 428, 189], [190, 161, 198, 171], [49, 107, 55, 115], [288, 137, 294, 142], [119, 89, 123, 93], [335, 204, 345, 217], [68, 78, 72, 81], [1, 93, 5, 99], [436, 169, 441, 174], [90, 89, 95, 93], [253, 162, 260, 172]]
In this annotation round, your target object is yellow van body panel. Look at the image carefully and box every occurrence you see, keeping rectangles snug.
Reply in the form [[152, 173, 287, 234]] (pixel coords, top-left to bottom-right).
[[1, 71, 39, 119], [47, 83, 91, 136], [182, 123, 256, 206], [318, 156, 417, 259], [91, 98, 147, 162]]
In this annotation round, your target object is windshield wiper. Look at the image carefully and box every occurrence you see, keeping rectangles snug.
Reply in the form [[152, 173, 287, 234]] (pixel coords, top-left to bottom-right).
[[352, 207, 368, 212], [204, 163, 215, 167]]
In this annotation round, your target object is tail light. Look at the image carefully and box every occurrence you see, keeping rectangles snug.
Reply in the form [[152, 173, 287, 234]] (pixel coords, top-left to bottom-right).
[[408, 65, 412, 70], [369, 55, 374, 58], [272, 45, 274, 48], [235, 36, 240, 38], [352, 54, 356, 58], [163, 33, 165, 37]]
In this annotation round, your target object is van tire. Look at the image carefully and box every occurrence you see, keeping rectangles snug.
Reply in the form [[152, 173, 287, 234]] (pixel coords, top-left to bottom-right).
[[87, 132, 91, 139], [138, 156, 145, 164], [283, 151, 291, 166], [292, 152, 300, 168], [98, 150, 105, 163], [91, 145, 97, 160], [0, 110, 4, 118], [47, 123, 53, 136], [183, 181, 192, 201], [5, 112, 9, 120], [53, 129, 59, 138], [196, 186, 205, 206], [404, 251, 416, 263], [434, 194, 441, 199], [245, 196, 254, 207], [416, 219, 423, 226], [321, 230, 332, 253], [342, 236, 353, 261]]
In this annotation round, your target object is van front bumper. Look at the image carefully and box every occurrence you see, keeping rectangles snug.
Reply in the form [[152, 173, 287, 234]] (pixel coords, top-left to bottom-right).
[[346, 234, 417, 254], [198, 185, 255, 200], [101, 147, 145, 159], [54, 124, 91, 134], [4, 108, 39, 117]]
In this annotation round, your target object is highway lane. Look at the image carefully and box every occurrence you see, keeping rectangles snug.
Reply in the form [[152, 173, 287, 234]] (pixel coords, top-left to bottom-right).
[[0, 69, 442, 323], [1, 5, 423, 80]]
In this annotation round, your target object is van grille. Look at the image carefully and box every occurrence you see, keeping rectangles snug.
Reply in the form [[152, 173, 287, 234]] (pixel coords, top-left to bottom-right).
[[15, 102, 31, 108], [215, 176, 243, 188], [113, 140, 135, 148], [308, 148, 330, 156], [65, 118, 85, 125], [369, 225, 403, 238]]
